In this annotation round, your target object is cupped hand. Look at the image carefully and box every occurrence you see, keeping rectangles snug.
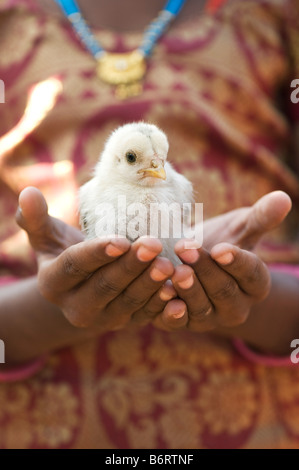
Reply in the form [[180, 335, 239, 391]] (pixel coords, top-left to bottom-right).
[[202, 190, 292, 251], [150, 190, 292, 331], [153, 241, 271, 331], [17, 188, 292, 334], [16, 187, 176, 331]]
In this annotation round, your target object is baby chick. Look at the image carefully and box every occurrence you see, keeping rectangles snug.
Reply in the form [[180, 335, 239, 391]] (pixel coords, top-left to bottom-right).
[[78, 122, 194, 265]]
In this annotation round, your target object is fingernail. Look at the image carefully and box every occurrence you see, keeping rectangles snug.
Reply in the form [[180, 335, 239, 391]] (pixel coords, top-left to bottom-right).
[[137, 246, 159, 262], [215, 252, 234, 265], [105, 243, 125, 256], [159, 280, 176, 301], [177, 275, 194, 289], [160, 285, 176, 301], [150, 267, 168, 282], [160, 291, 175, 301], [177, 249, 199, 264], [15, 206, 23, 223], [173, 308, 186, 319]]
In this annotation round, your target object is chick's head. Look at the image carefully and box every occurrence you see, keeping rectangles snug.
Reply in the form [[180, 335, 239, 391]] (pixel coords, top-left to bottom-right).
[[98, 122, 169, 187]]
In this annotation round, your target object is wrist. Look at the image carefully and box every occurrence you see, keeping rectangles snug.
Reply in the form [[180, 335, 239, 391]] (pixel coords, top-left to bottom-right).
[[0, 276, 99, 365], [214, 267, 299, 356]]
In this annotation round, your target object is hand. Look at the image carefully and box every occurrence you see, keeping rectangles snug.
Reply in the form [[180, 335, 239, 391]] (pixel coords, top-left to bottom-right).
[[17, 187, 176, 331], [152, 241, 271, 331], [202, 190, 292, 251], [148, 191, 292, 331]]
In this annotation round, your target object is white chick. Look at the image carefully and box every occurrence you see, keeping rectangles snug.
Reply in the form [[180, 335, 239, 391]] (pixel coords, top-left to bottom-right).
[[78, 122, 194, 265]]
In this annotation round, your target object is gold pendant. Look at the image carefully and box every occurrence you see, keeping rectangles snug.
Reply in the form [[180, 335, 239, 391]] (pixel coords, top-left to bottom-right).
[[97, 50, 146, 100]]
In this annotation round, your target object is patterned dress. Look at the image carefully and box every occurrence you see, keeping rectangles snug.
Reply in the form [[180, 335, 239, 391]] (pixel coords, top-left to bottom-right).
[[0, 0, 299, 449]]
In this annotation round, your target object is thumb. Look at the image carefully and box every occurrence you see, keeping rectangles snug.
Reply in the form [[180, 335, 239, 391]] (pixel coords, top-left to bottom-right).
[[16, 186, 65, 256], [17, 186, 49, 235], [239, 190, 292, 249]]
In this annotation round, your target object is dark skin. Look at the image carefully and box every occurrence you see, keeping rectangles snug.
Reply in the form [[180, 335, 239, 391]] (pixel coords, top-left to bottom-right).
[[0, 186, 294, 366], [0, 0, 298, 367]]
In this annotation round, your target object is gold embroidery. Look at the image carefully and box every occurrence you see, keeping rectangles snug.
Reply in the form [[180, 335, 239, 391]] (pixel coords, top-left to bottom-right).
[[197, 370, 257, 435]]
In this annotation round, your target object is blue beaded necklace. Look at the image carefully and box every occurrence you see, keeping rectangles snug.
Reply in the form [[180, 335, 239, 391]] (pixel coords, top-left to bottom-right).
[[54, 0, 187, 99]]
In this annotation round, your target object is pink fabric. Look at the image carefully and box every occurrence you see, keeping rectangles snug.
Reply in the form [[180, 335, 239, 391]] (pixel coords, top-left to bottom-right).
[[0, 276, 19, 286], [0, 356, 47, 382], [233, 264, 299, 367], [233, 338, 293, 367]]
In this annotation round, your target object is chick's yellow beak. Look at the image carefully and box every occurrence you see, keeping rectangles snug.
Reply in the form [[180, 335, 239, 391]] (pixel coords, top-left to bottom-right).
[[138, 159, 166, 180], [141, 166, 166, 180]]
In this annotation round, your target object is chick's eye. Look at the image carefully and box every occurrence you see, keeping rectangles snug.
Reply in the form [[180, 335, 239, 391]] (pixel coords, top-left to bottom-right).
[[126, 151, 137, 164]]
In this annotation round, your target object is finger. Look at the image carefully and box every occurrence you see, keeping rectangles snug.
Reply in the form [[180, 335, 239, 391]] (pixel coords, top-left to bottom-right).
[[16, 186, 83, 257], [171, 264, 215, 329], [158, 299, 188, 330], [237, 191, 292, 249], [131, 280, 177, 325], [106, 256, 174, 322], [39, 236, 131, 296], [211, 243, 271, 300], [173, 241, 217, 328], [64, 237, 163, 326], [178, 246, 250, 326], [17, 186, 49, 233], [174, 239, 200, 264]]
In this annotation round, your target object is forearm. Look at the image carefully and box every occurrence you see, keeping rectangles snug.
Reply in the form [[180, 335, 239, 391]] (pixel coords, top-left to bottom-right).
[[0, 277, 94, 366], [217, 271, 299, 356]]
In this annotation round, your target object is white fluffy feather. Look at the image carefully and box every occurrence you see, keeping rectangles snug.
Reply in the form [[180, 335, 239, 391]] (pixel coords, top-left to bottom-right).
[[78, 122, 194, 265]]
